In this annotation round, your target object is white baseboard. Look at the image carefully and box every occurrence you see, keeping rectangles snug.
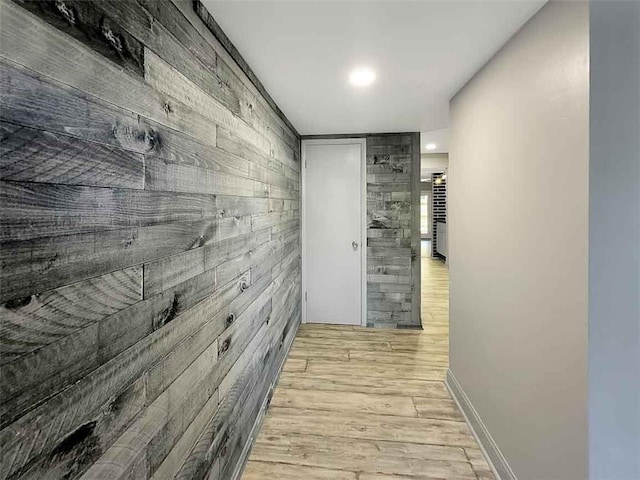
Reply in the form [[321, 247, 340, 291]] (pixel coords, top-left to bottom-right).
[[446, 369, 517, 480], [230, 320, 301, 480]]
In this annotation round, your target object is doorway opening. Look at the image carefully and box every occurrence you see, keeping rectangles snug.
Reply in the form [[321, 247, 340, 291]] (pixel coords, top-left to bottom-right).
[[419, 135, 449, 344]]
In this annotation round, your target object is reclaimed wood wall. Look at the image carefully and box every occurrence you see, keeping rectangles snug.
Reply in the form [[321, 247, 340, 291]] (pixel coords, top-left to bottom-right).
[[366, 134, 421, 328], [0, 0, 301, 478]]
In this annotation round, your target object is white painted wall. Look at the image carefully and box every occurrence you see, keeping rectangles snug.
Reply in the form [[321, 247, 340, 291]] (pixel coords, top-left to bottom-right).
[[448, 2, 589, 478], [589, 2, 640, 478]]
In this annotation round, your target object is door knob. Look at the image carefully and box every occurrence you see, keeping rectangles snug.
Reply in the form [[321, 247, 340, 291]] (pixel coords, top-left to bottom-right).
[[352, 241, 359, 250]]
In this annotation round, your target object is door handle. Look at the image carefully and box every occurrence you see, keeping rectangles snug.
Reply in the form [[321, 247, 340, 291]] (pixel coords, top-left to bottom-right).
[[352, 241, 359, 250]]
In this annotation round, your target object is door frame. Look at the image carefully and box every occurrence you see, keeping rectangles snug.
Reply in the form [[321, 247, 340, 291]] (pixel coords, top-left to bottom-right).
[[301, 138, 367, 327]]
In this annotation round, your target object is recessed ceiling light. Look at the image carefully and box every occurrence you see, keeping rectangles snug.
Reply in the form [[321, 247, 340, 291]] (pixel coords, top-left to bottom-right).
[[349, 67, 376, 87], [425, 143, 437, 150]]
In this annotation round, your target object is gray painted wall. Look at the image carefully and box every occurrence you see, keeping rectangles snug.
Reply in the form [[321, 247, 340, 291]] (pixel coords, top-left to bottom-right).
[[589, 2, 640, 478], [448, 2, 589, 478]]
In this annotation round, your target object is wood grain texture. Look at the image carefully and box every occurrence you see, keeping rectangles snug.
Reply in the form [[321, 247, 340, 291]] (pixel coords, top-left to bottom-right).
[[10, 0, 145, 77], [0, 266, 142, 364], [0, 122, 145, 189], [366, 134, 421, 328], [0, 0, 300, 478], [0, 1, 219, 148], [0, 59, 154, 154]]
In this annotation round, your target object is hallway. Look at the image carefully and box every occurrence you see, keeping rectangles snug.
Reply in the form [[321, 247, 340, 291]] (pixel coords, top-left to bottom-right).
[[242, 257, 494, 479]]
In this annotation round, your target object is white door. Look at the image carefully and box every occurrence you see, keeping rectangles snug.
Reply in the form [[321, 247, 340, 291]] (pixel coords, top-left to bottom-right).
[[303, 139, 366, 326]]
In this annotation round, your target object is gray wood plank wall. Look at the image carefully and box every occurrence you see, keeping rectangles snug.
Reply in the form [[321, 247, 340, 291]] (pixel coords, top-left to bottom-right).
[[366, 134, 421, 328], [0, 1, 301, 479]]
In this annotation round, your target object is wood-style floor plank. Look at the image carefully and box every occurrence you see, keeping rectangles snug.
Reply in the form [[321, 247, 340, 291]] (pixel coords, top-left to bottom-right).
[[244, 461, 357, 480], [242, 255, 495, 479], [270, 388, 418, 418], [277, 372, 450, 398], [412, 397, 466, 422], [305, 359, 447, 382], [261, 408, 478, 448]]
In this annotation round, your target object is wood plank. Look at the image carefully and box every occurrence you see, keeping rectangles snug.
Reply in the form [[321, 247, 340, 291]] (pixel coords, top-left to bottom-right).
[[0, 122, 145, 189], [412, 397, 465, 422], [464, 448, 496, 480], [277, 372, 449, 399], [150, 382, 220, 480], [293, 336, 392, 352], [252, 211, 299, 232], [144, 48, 269, 155], [0, 210, 256, 303], [281, 358, 307, 373], [298, 323, 427, 338], [143, 229, 269, 298], [347, 350, 449, 367], [216, 125, 292, 176], [0, 4, 218, 149], [389, 340, 449, 354], [15, 375, 147, 480], [9, 0, 145, 77], [143, 120, 246, 177], [305, 359, 446, 382], [81, 339, 220, 479], [145, 157, 269, 198], [250, 432, 473, 478], [100, 268, 253, 372], [103, 0, 241, 117], [261, 408, 478, 448], [1, 322, 100, 429], [243, 461, 356, 480], [287, 346, 349, 362], [0, 182, 222, 241], [215, 239, 279, 289], [146, 271, 273, 404], [0, 59, 153, 154], [270, 388, 418, 418], [0, 266, 141, 364]]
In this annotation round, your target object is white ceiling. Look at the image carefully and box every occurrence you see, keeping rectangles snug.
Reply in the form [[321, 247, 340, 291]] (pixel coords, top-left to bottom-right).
[[421, 128, 449, 154], [204, 0, 546, 136]]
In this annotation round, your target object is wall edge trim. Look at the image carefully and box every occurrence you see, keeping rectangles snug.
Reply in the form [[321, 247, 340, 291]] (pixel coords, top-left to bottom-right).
[[230, 319, 302, 480], [446, 369, 516, 480]]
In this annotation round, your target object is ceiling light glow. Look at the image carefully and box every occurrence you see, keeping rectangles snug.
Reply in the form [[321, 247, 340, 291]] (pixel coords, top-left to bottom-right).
[[349, 67, 376, 87], [425, 143, 437, 150]]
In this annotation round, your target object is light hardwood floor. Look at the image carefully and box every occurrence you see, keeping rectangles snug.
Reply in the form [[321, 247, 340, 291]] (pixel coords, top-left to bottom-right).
[[242, 252, 495, 479]]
